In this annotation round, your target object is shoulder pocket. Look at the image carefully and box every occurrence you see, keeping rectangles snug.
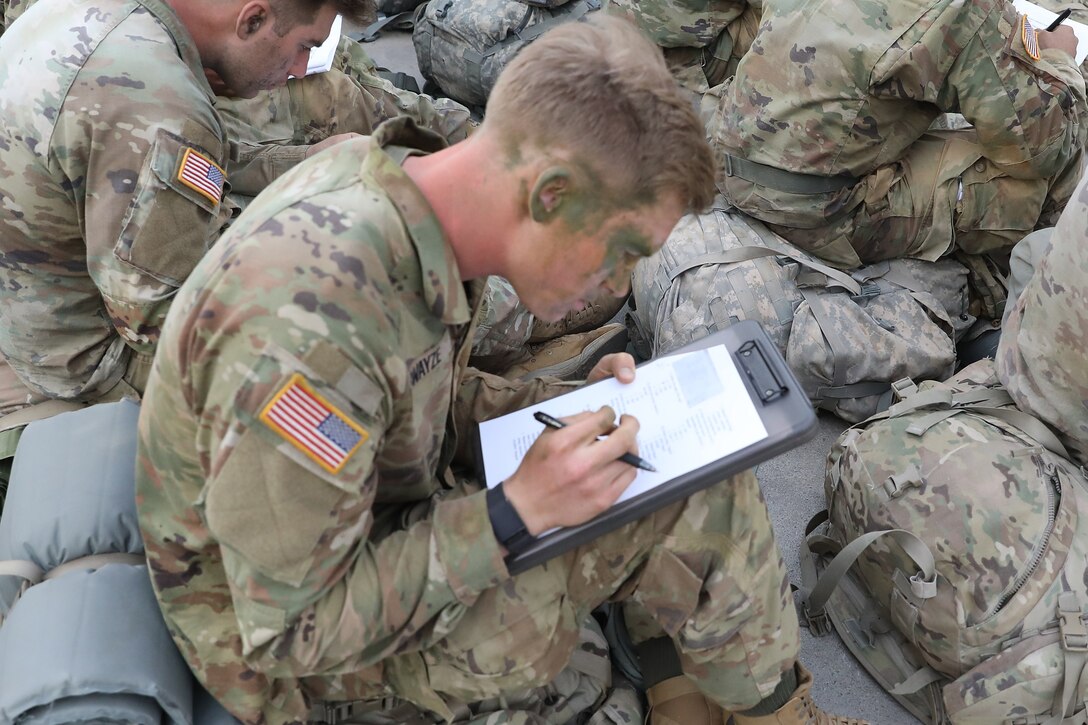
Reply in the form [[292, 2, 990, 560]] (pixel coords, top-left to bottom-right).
[[205, 343, 384, 587], [115, 121, 228, 287]]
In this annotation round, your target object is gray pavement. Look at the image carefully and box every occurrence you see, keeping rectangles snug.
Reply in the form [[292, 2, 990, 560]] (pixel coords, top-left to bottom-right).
[[358, 24, 920, 723]]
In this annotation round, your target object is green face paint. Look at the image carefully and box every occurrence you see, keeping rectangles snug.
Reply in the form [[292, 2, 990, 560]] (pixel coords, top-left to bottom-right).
[[602, 225, 654, 267]]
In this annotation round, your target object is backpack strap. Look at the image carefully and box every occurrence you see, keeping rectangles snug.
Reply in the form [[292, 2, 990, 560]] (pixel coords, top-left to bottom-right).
[[876, 386, 1075, 462], [804, 526, 937, 619], [666, 245, 862, 295], [349, 10, 416, 42]]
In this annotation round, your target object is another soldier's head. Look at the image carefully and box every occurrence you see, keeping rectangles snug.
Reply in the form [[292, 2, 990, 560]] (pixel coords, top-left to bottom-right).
[[483, 15, 716, 322], [180, 0, 373, 98]]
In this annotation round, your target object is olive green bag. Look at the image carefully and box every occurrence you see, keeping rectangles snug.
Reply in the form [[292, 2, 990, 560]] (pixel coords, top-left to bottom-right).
[[800, 360, 1088, 723]]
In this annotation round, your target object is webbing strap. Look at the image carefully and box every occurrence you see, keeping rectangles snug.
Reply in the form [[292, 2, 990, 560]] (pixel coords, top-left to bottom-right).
[[0, 552, 145, 586], [889, 666, 944, 695], [799, 287, 850, 390], [0, 399, 82, 434], [723, 154, 859, 195], [815, 381, 892, 400], [665, 243, 863, 296], [806, 528, 936, 616], [566, 646, 612, 684], [349, 10, 415, 42], [969, 406, 1073, 461]]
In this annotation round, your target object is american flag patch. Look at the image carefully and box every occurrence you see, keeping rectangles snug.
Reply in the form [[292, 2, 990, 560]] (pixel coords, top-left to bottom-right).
[[177, 147, 225, 204], [260, 373, 369, 474], [1022, 15, 1041, 61]]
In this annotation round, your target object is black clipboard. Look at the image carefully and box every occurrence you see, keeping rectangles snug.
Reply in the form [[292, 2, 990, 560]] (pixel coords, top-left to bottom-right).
[[477, 320, 817, 575]]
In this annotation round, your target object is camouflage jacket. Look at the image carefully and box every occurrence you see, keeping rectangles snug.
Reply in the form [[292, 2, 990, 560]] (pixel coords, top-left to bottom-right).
[[136, 118, 574, 725], [0, 0, 233, 401], [712, 0, 1086, 189], [997, 172, 1088, 467]]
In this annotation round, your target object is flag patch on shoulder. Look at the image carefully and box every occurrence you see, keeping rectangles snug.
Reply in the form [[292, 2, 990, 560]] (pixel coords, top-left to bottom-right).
[[260, 373, 369, 474], [1022, 15, 1041, 61], [177, 147, 226, 204]]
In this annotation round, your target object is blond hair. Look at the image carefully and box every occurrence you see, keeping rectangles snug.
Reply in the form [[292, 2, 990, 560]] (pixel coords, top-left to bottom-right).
[[484, 14, 716, 213]]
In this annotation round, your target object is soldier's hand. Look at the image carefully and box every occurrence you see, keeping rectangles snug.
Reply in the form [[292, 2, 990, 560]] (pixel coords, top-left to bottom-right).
[[585, 352, 636, 384], [306, 133, 363, 158], [1038, 24, 1079, 59], [503, 407, 640, 535]]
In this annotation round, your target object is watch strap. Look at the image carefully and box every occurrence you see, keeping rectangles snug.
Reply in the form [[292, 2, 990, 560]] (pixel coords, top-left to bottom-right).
[[486, 482, 534, 556]]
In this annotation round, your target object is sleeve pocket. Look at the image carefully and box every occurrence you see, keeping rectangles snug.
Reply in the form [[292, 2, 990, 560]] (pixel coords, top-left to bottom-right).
[[115, 123, 228, 287]]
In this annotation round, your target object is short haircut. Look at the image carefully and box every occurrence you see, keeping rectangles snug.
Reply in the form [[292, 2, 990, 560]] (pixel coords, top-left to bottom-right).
[[270, 0, 374, 34], [485, 14, 716, 214]]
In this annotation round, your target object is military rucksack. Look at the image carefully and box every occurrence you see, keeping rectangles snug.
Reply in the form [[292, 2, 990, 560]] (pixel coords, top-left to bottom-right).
[[412, 0, 600, 108], [628, 202, 973, 423], [800, 360, 1088, 723]]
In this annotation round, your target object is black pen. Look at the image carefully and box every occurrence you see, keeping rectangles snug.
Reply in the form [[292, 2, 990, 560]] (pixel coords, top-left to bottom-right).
[[1047, 8, 1071, 31], [533, 410, 657, 473]]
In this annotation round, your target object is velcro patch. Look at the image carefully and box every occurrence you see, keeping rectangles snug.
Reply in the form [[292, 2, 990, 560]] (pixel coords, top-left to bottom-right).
[[177, 147, 225, 204], [1022, 15, 1041, 61], [260, 373, 369, 474]]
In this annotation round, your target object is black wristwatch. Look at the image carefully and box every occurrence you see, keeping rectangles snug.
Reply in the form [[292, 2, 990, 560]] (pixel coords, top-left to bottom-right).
[[486, 482, 534, 556]]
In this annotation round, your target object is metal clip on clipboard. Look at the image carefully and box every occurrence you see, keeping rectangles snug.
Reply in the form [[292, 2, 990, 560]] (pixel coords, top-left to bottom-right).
[[737, 339, 788, 404]]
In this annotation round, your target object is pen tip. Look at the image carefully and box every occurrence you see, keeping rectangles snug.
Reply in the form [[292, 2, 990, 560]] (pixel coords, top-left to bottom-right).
[[642, 463, 657, 473]]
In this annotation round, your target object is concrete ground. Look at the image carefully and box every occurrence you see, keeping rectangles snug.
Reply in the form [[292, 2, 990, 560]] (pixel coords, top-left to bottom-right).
[[356, 23, 920, 723]]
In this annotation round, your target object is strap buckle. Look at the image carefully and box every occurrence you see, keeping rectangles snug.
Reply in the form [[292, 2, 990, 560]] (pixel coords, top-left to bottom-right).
[[890, 377, 919, 403], [1059, 593, 1088, 652], [849, 282, 882, 302], [801, 601, 832, 636]]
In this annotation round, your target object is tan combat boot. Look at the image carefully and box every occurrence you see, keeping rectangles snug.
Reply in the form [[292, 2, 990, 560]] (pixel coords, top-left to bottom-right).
[[730, 664, 868, 725], [528, 292, 630, 343], [646, 675, 725, 725], [503, 323, 628, 381]]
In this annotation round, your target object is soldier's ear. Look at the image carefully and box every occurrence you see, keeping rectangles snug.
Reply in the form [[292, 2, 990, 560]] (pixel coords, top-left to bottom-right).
[[237, 1, 269, 39], [529, 167, 571, 223]]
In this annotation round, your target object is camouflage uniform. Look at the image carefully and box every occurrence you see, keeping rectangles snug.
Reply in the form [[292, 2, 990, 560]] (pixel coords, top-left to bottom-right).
[[707, 0, 1087, 271], [0, 0, 238, 406], [605, 0, 761, 97], [997, 169, 1088, 467], [135, 118, 800, 725]]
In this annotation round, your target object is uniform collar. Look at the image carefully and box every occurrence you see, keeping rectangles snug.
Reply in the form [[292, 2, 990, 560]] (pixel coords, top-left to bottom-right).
[[364, 118, 471, 326], [135, 0, 216, 98]]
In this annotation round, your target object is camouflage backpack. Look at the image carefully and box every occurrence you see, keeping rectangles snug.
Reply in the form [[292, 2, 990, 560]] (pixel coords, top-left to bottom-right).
[[800, 359, 1088, 723], [412, 0, 600, 108], [629, 202, 972, 423]]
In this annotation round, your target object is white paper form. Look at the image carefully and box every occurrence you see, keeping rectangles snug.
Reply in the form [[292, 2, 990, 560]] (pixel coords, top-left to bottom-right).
[[478, 346, 769, 504], [305, 15, 343, 76], [1013, 0, 1088, 64]]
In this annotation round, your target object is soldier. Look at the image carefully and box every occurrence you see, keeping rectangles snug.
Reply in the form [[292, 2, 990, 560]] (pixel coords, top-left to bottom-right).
[[0, 0, 375, 415], [135, 15, 862, 725], [707, 0, 1086, 311], [997, 168, 1088, 468]]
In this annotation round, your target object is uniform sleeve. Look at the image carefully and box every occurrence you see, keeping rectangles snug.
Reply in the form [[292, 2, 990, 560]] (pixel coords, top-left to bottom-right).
[[938, 3, 1087, 179], [227, 141, 310, 197], [67, 64, 231, 361], [334, 37, 476, 145]]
